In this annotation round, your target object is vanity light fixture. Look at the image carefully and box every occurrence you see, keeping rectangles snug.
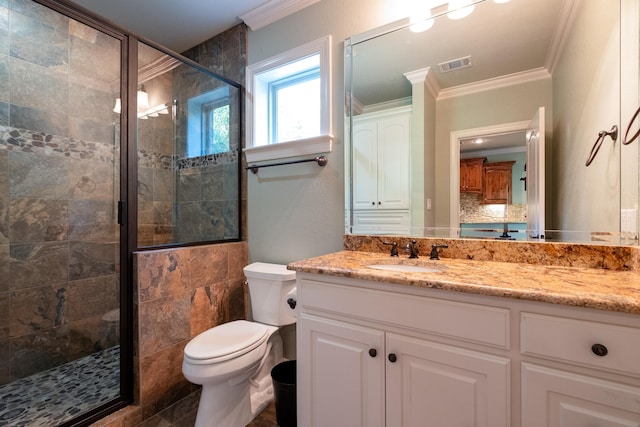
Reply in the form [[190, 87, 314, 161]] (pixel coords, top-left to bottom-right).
[[409, 2, 434, 33], [447, 0, 475, 19], [410, 17, 434, 33], [137, 85, 150, 111], [113, 85, 155, 116]]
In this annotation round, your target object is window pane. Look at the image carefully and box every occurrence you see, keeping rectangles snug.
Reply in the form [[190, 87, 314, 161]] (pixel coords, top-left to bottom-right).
[[210, 104, 230, 153], [275, 77, 320, 142]]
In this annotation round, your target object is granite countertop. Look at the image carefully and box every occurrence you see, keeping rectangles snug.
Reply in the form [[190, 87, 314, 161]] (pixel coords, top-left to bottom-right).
[[288, 250, 640, 314]]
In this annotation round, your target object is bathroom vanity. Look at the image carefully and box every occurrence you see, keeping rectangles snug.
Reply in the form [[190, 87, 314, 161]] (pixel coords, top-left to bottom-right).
[[289, 249, 640, 426]]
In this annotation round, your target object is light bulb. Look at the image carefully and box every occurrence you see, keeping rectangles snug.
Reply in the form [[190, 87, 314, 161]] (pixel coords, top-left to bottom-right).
[[410, 18, 434, 33], [137, 86, 150, 111]]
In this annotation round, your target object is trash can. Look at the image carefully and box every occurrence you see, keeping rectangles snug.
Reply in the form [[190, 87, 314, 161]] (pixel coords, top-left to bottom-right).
[[271, 360, 297, 427]]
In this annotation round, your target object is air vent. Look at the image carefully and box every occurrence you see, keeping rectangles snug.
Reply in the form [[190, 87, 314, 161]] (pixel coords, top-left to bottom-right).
[[438, 55, 472, 73]]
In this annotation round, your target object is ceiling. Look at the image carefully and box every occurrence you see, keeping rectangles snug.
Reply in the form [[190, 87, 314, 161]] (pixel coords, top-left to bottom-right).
[[351, 0, 563, 106], [69, 0, 271, 52]]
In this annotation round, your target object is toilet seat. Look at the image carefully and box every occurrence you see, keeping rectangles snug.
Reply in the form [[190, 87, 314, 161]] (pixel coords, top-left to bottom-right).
[[184, 320, 271, 364]]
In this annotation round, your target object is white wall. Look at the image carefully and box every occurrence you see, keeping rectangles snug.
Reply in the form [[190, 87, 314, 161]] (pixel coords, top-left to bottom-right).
[[246, 0, 413, 263], [552, 0, 619, 233]]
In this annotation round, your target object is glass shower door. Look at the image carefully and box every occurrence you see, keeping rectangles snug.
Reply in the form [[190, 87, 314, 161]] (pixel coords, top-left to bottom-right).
[[0, 0, 125, 425]]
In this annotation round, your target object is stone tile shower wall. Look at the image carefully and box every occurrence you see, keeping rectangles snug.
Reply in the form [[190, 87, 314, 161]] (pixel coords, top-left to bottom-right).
[[136, 36, 243, 246], [0, 0, 121, 385], [131, 241, 247, 422], [178, 24, 247, 243]]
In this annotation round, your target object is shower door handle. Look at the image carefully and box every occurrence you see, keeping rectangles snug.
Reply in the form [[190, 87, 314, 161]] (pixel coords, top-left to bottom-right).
[[117, 201, 126, 225]]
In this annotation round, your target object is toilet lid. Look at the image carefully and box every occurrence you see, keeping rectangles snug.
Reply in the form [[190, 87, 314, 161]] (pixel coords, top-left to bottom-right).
[[184, 320, 270, 361]]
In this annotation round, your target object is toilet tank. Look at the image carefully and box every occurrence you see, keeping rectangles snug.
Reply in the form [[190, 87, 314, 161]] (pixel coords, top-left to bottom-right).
[[243, 262, 297, 326]]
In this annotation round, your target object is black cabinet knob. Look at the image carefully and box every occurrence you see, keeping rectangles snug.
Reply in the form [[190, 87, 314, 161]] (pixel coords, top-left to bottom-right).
[[591, 343, 608, 357], [369, 349, 377, 358], [388, 353, 397, 363], [286, 298, 296, 309]]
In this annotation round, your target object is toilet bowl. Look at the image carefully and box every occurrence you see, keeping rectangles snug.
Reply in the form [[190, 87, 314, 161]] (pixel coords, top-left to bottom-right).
[[182, 262, 297, 427]]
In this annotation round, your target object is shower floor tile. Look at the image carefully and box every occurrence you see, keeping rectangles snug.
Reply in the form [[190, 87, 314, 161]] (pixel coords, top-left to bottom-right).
[[0, 346, 120, 426]]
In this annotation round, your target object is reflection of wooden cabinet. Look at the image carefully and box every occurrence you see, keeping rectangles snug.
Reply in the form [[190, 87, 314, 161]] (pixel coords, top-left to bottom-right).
[[482, 161, 515, 204], [460, 157, 485, 193]]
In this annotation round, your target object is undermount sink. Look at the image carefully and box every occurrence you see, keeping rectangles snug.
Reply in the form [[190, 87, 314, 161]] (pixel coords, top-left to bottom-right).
[[366, 259, 447, 273]]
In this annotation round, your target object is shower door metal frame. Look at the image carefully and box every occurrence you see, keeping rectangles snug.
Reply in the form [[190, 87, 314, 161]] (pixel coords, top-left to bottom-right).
[[31, 1, 245, 425], [32, 1, 135, 425]]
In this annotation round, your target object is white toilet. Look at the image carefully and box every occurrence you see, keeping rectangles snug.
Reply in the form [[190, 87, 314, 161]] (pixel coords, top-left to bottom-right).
[[182, 262, 297, 427]]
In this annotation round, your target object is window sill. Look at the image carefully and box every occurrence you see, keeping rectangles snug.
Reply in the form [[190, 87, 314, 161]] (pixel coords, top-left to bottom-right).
[[244, 134, 333, 163]]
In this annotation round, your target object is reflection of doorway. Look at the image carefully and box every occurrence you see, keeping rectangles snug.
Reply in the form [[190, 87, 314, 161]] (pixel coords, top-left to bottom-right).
[[450, 109, 545, 238]]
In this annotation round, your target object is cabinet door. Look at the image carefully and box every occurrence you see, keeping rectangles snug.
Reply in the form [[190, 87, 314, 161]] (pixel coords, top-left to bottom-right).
[[297, 314, 385, 427], [522, 363, 640, 427], [461, 158, 485, 193], [377, 113, 410, 209], [482, 162, 514, 204], [386, 333, 510, 427], [353, 119, 379, 210]]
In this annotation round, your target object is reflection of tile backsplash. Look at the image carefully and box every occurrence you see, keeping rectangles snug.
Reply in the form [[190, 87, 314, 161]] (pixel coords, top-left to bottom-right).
[[459, 192, 527, 223]]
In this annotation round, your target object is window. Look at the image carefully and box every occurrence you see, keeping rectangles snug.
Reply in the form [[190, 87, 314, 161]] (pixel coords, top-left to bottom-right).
[[187, 86, 230, 158], [270, 68, 320, 143], [245, 35, 333, 163]]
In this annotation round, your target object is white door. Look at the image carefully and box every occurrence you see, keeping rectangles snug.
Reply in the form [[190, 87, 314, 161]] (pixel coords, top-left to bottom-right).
[[386, 333, 510, 427], [522, 363, 640, 427], [297, 314, 385, 427], [377, 112, 411, 210], [353, 119, 378, 210], [526, 107, 545, 238]]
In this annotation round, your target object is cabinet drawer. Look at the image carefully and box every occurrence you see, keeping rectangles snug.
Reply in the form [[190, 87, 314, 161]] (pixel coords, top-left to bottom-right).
[[352, 211, 410, 235], [521, 312, 640, 376], [300, 278, 510, 349]]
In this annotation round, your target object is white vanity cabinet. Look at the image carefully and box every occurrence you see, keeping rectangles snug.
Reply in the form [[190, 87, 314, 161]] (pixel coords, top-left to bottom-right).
[[520, 313, 640, 426], [296, 274, 511, 427], [296, 270, 640, 427], [352, 106, 411, 234]]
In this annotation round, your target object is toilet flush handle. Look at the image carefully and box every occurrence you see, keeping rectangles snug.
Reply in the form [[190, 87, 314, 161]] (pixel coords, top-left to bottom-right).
[[287, 298, 297, 309]]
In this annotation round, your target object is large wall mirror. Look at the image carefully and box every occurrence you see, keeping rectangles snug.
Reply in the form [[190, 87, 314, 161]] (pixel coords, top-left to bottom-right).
[[345, 0, 640, 244]]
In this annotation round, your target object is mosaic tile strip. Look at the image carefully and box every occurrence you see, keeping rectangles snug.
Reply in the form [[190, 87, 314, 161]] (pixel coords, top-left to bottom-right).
[[137, 148, 174, 170], [0, 346, 120, 426], [175, 150, 238, 170], [0, 126, 117, 164]]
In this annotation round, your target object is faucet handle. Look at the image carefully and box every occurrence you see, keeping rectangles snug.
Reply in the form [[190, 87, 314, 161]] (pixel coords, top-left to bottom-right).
[[429, 244, 448, 260], [383, 241, 399, 257]]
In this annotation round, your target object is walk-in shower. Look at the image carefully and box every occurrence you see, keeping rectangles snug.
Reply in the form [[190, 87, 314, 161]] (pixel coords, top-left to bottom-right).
[[0, 0, 123, 424], [0, 0, 242, 425]]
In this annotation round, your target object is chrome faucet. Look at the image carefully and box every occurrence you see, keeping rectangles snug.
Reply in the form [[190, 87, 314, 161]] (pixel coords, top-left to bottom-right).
[[429, 244, 448, 260]]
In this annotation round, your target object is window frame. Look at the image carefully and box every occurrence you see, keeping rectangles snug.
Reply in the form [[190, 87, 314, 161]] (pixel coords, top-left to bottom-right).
[[245, 35, 333, 163]]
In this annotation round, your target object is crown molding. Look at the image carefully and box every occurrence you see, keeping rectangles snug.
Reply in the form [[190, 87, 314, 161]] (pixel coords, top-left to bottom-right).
[[404, 66, 441, 99], [138, 55, 181, 84], [545, 0, 581, 74], [240, 0, 320, 31], [438, 67, 551, 100]]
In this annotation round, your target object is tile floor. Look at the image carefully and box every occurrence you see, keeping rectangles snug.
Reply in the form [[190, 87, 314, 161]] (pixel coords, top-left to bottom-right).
[[0, 346, 120, 426]]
